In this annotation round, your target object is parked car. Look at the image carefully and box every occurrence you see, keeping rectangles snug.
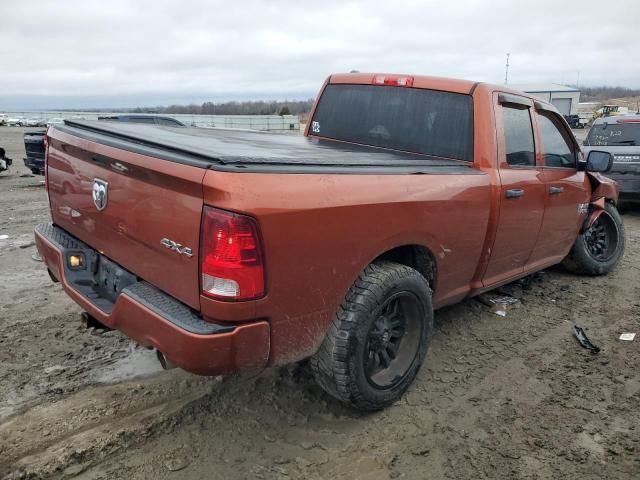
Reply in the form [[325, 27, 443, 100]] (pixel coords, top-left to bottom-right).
[[583, 115, 640, 200], [46, 118, 65, 127], [564, 114, 583, 129], [23, 130, 47, 174], [22, 118, 42, 127], [7, 117, 23, 126], [0, 146, 13, 173], [34, 73, 624, 411]]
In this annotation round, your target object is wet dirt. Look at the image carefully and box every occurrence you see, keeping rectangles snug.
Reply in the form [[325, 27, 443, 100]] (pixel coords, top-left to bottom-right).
[[1, 127, 639, 479]]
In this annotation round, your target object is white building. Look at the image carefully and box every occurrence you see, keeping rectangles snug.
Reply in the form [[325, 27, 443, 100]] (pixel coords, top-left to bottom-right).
[[510, 84, 580, 116]]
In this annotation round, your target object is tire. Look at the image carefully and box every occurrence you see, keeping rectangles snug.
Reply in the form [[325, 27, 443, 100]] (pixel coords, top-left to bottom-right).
[[562, 202, 625, 275], [310, 261, 433, 411]]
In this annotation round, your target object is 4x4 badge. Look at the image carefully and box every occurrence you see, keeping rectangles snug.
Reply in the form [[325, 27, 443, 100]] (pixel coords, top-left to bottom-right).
[[160, 238, 193, 257], [92, 179, 109, 211]]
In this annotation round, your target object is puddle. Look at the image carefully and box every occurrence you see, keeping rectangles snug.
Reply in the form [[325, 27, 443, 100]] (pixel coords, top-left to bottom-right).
[[91, 343, 164, 384]]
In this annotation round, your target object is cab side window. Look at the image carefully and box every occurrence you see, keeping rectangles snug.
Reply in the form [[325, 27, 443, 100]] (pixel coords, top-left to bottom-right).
[[503, 106, 535, 167], [537, 112, 576, 168]]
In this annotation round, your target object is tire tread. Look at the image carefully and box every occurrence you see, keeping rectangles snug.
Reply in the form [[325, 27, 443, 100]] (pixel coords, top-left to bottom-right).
[[562, 203, 625, 276], [310, 261, 432, 411]]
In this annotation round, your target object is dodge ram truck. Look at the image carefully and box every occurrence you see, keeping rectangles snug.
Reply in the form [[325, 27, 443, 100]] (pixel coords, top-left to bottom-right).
[[34, 73, 625, 411], [24, 130, 47, 174]]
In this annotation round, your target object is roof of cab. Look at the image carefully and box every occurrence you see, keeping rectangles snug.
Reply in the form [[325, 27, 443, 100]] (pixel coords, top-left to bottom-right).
[[327, 73, 559, 104], [328, 72, 478, 95]]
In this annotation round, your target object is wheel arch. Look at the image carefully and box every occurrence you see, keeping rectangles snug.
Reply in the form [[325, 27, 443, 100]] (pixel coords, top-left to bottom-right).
[[373, 244, 438, 293]]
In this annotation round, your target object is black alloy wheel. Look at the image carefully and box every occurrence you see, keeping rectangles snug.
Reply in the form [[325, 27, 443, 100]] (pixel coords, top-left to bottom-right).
[[310, 261, 433, 411], [364, 291, 422, 389], [562, 202, 625, 276], [584, 210, 619, 262]]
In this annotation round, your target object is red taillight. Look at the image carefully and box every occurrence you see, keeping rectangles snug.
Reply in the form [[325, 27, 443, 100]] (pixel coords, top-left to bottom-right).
[[372, 75, 414, 87], [200, 206, 264, 301]]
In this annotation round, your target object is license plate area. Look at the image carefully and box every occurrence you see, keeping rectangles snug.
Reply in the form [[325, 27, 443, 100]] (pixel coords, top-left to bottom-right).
[[63, 248, 137, 313], [93, 255, 137, 304]]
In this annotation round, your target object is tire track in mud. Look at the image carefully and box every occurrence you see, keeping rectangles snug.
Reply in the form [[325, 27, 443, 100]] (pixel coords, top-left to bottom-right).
[[0, 375, 216, 479]]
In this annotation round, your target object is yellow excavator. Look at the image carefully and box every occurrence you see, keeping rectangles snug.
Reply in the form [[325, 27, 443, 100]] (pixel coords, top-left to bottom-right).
[[593, 105, 627, 119], [582, 104, 629, 127]]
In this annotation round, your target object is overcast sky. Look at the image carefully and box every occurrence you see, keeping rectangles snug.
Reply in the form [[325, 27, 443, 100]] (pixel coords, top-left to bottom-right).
[[1, 0, 638, 109]]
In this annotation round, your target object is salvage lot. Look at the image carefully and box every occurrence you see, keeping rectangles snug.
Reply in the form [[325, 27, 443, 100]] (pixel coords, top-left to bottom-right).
[[1, 126, 639, 479]]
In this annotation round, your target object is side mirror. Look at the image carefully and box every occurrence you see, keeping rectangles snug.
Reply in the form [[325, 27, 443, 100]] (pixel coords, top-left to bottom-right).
[[586, 150, 613, 173]]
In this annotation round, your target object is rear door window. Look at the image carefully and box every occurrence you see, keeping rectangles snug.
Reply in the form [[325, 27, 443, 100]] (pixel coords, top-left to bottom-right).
[[310, 84, 473, 161], [537, 112, 576, 168], [502, 106, 535, 167]]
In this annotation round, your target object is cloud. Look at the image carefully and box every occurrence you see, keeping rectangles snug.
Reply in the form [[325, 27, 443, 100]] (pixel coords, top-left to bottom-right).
[[0, 0, 638, 108]]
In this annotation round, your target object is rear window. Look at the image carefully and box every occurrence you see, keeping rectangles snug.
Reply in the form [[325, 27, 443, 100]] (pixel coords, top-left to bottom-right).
[[310, 84, 473, 161], [586, 123, 640, 146]]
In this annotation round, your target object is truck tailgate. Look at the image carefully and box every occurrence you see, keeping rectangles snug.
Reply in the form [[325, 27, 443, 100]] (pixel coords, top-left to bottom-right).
[[46, 126, 206, 310]]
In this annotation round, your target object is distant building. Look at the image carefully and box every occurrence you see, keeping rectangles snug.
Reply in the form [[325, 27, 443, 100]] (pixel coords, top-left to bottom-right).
[[510, 83, 580, 116]]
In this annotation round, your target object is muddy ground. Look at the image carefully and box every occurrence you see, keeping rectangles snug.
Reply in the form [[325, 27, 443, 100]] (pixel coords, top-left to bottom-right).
[[1, 126, 639, 479]]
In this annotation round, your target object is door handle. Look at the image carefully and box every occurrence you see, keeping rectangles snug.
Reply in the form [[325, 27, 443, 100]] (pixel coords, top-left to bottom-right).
[[505, 188, 524, 198], [549, 186, 564, 195]]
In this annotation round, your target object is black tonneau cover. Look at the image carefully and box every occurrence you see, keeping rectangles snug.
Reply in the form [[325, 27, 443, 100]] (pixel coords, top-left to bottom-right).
[[57, 120, 476, 174]]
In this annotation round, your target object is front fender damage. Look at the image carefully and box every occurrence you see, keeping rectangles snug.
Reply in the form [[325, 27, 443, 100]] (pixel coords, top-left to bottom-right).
[[580, 172, 619, 233], [589, 171, 619, 204]]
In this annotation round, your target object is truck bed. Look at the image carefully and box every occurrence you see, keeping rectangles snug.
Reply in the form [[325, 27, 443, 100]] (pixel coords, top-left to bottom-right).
[[58, 120, 474, 173]]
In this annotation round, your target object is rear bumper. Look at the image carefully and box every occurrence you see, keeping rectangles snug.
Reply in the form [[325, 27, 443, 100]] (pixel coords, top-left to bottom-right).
[[34, 223, 270, 376]]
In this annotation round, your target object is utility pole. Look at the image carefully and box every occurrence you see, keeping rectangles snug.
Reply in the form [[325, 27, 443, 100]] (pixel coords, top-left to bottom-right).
[[577, 71, 580, 88], [504, 53, 510, 85]]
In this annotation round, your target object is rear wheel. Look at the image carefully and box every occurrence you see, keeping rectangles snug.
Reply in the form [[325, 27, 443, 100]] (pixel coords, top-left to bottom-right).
[[310, 261, 433, 411], [562, 202, 625, 275]]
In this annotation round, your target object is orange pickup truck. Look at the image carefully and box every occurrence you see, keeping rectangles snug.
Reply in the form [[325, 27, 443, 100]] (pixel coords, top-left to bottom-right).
[[35, 73, 624, 411]]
